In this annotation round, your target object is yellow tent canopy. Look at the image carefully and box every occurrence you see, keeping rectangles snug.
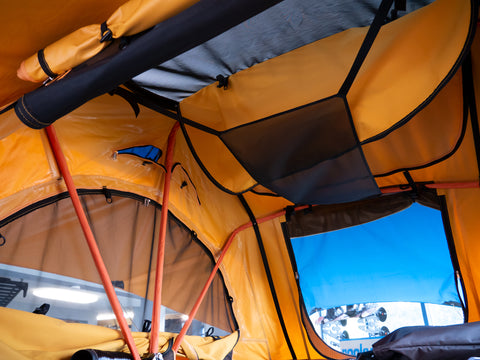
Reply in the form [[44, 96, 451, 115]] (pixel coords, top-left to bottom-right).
[[0, 0, 479, 359]]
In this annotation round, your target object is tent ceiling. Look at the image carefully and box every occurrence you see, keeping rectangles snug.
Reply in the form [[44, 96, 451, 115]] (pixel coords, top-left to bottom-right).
[[0, 0, 433, 109], [133, 0, 434, 102]]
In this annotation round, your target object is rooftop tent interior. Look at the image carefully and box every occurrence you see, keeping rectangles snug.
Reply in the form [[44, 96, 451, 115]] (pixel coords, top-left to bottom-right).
[[0, 0, 480, 359]]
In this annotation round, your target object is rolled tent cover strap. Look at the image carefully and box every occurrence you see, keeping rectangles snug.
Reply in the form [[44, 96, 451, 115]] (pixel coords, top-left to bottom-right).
[[16, 0, 201, 83], [12, 0, 283, 129]]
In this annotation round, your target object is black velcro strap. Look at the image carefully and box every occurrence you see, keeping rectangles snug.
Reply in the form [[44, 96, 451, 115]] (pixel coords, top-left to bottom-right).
[[338, 0, 394, 96], [100, 21, 113, 43], [108, 87, 140, 117], [37, 49, 58, 80]]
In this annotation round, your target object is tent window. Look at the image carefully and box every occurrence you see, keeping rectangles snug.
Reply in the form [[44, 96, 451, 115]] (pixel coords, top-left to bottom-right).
[[0, 263, 229, 336], [287, 200, 464, 356], [0, 191, 236, 335]]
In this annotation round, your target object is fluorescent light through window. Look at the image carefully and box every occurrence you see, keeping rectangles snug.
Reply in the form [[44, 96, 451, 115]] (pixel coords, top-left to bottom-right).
[[96, 311, 134, 321], [33, 287, 99, 304]]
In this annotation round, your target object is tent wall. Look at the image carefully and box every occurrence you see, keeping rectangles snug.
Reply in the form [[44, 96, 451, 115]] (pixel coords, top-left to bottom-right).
[[0, 95, 316, 359], [248, 213, 350, 359], [434, 23, 480, 322], [440, 189, 480, 321]]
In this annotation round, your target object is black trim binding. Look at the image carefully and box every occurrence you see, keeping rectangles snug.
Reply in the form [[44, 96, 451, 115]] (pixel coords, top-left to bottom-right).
[[374, 70, 470, 178], [281, 222, 310, 354], [177, 107, 260, 196], [108, 87, 140, 117], [123, 83, 221, 136], [249, 188, 281, 197], [463, 53, 480, 177], [338, 0, 394, 96], [439, 195, 469, 322], [402, 171, 418, 197], [361, 0, 478, 146], [238, 194, 297, 359]]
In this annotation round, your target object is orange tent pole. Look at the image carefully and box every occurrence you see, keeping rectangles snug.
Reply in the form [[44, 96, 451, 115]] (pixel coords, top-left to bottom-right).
[[149, 122, 180, 354], [380, 181, 480, 193], [171, 222, 250, 353], [45, 125, 141, 360], [426, 181, 480, 189], [172, 180, 480, 351], [171, 204, 309, 353]]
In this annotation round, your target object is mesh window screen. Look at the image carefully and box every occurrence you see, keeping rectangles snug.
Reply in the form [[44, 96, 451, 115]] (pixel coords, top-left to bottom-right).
[[221, 96, 380, 204], [0, 191, 236, 332]]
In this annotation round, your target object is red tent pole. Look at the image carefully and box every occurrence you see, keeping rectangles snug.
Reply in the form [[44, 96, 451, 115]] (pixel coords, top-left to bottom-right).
[[172, 180, 480, 350], [45, 125, 141, 360], [171, 223, 249, 353], [171, 204, 310, 353], [426, 181, 480, 189], [149, 122, 180, 354], [381, 181, 480, 193]]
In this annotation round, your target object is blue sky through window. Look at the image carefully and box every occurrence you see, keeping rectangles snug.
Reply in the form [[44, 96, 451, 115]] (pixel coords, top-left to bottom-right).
[[291, 203, 459, 311]]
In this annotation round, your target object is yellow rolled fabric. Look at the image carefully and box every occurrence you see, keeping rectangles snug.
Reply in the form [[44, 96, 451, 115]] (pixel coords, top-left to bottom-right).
[[17, 0, 200, 83]]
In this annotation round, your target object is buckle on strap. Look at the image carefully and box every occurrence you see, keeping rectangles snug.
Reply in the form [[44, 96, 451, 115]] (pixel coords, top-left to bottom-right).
[[100, 21, 113, 43]]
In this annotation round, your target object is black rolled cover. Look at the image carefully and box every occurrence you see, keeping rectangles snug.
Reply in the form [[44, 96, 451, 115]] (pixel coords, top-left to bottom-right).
[[14, 0, 282, 129], [371, 322, 480, 360]]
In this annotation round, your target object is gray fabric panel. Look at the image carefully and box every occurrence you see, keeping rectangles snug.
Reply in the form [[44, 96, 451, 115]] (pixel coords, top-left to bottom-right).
[[133, 0, 433, 101]]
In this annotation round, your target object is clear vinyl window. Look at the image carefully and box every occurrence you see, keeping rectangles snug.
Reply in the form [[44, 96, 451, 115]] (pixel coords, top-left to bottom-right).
[[0, 263, 229, 336]]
